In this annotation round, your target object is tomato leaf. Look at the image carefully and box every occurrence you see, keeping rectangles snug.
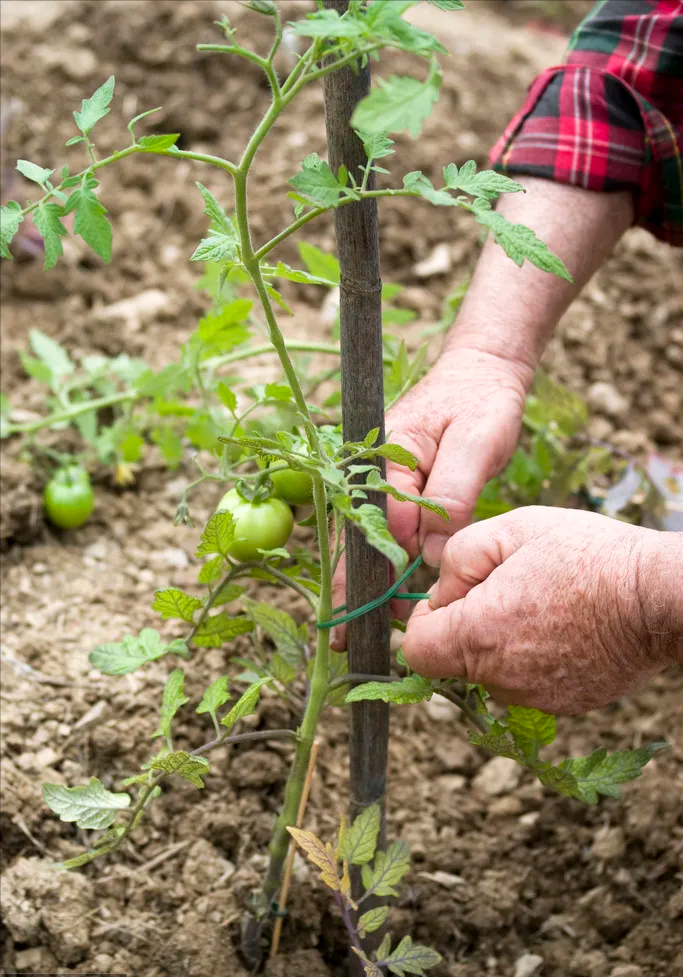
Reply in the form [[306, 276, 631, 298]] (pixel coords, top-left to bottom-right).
[[152, 669, 190, 740], [43, 777, 130, 830], [73, 75, 115, 136]]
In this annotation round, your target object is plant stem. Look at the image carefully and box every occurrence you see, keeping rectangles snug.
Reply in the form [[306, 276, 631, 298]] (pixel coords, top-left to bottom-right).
[[4, 391, 135, 436]]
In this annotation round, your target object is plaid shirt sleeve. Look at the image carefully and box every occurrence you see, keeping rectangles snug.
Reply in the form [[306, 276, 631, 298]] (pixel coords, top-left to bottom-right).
[[489, 0, 683, 246]]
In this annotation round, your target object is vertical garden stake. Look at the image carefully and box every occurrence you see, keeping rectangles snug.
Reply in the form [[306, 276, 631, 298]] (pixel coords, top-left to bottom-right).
[[322, 0, 391, 959]]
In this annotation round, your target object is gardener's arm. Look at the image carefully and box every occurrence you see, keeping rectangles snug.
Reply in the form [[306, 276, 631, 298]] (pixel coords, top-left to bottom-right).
[[402, 508, 683, 716], [383, 178, 633, 570]]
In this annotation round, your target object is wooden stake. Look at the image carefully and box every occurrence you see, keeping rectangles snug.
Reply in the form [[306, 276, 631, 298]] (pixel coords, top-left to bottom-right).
[[269, 740, 320, 958], [323, 2, 390, 969]]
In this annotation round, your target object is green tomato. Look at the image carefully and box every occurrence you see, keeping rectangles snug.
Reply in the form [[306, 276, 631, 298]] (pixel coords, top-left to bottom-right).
[[216, 488, 293, 562], [44, 465, 94, 530], [269, 467, 313, 506]]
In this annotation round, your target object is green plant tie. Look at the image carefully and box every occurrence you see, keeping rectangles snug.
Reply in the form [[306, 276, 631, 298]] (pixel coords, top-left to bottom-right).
[[317, 554, 429, 630]]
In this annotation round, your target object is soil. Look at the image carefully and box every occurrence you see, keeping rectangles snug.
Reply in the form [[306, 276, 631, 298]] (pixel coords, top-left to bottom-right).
[[1, 3, 682, 977]]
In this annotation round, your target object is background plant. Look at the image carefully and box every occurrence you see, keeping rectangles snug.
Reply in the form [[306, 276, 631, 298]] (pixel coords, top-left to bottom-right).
[[0, 1, 666, 971]]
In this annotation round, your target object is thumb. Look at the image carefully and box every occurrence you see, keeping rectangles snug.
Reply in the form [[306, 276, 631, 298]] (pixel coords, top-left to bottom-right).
[[402, 599, 468, 679]]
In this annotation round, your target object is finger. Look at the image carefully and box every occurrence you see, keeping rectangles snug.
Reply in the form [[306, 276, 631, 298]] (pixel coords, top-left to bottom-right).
[[330, 545, 347, 651], [384, 426, 430, 557], [429, 516, 520, 608], [417, 423, 494, 567], [402, 599, 467, 679]]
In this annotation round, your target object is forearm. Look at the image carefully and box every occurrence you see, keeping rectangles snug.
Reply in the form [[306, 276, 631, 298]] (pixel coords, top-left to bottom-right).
[[443, 177, 634, 377], [638, 531, 683, 666]]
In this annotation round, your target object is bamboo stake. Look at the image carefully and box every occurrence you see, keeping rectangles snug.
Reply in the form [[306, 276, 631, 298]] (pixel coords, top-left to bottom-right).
[[269, 740, 320, 957]]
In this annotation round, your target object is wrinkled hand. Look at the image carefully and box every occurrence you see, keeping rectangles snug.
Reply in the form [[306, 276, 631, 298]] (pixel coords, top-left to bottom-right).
[[403, 507, 671, 715], [330, 348, 530, 650]]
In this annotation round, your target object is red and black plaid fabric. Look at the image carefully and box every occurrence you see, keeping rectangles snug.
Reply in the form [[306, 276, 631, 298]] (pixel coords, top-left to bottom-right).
[[490, 0, 683, 246]]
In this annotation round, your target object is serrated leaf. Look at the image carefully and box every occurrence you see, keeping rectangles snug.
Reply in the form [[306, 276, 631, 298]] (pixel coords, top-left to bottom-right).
[[196, 511, 236, 558], [468, 724, 522, 762], [474, 207, 572, 281], [33, 202, 67, 270], [355, 130, 395, 161], [287, 827, 340, 892], [352, 948, 384, 977], [16, 159, 53, 186], [90, 628, 170, 675], [290, 8, 365, 40], [150, 750, 210, 788], [290, 153, 351, 209], [73, 75, 115, 136], [195, 181, 232, 234], [43, 777, 130, 830], [198, 554, 224, 584], [152, 668, 190, 740], [443, 160, 524, 199], [376, 933, 393, 961], [506, 705, 556, 764], [1, 201, 24, 258], [363, 840, 411, 899], [557, 743, 667, 804], [192, 612, 254, 649], [270, 260, 337, 288], [340, 803, 381, 865], [270, 652, 297, 685], [357, 905, 389, 937], [334, 497, 407, 574], [63, 181, 112, 262], [220, 677, 270, 732], [242, 599, 307, 667], [152, 588, 202, 623], [28, 328, 74, 379], [426, 0, 464, 8], [384, 935, 442, 975], [346, 675, 433, 706], [211, 581, 245, 604], [196, 676, 231, 720], [137, 133, 181, 151], [351, 70, 441, 139]]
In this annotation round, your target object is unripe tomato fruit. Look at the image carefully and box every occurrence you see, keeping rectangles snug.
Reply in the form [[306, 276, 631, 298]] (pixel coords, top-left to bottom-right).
[[269, 467, 313, 506], [216, 488, 293, 562], [44, 465, 94, 529]]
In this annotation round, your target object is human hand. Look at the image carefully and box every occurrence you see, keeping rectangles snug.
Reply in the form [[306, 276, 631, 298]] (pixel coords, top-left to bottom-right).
[[330, 347, 530, 650], [402, 506, 675, 715]]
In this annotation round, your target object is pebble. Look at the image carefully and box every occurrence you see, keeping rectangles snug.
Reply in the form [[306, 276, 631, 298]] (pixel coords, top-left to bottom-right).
[[34, 747, 60, 769], [414, 242, 452, 278], [436, 774, 467, 793], [587, 381, 630, 420], [472, 756, 521, 796], [591, 826, 626, 861], [14, 948, 47, 970], [425, 695, 457, 721], [418, 869, 465, 889], [161, 546, 190, 569], [514, 953, 544, 977], [488, 795, 523, 817], [610, 967, 643, 977], [570, 949, 608, 977], [434, 738, 479, 774]]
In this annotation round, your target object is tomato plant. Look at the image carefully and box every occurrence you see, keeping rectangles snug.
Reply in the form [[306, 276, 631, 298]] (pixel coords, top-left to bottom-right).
[[2, 2, 666, 973], [268, 466, 314, 505], [43, 465, 94, 529], [216, 486, 294, 561]]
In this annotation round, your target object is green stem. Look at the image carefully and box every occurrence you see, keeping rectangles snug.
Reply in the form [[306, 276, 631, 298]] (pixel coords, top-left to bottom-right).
[[4, 391, 134, 436]]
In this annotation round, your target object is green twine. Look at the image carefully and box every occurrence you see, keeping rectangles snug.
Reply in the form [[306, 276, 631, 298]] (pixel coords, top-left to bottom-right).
[[317, 554, 429, 630]]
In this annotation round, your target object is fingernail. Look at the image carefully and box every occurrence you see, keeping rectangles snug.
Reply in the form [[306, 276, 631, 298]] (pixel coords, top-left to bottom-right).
[[422, 533, 448, 568], [330, 627, 343, 651], [428, 581, 440, 609]]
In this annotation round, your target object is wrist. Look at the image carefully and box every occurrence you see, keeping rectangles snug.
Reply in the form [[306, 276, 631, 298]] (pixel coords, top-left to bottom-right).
[[635, 530, 683, 666]]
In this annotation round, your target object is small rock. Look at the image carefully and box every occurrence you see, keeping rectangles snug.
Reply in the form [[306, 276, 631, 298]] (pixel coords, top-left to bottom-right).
[[418, 869, 465, 889], [414, 242, 452, 278], [591, 826, 626, 861], [570, 949, 609, 977], [515, 953, 544, 977], [434, 737, 479, 774], [425, 695, 457, 721], [161, 546, 189, 568], [610, 967, 643, 977], [472, 756, 521, 796], [14, 947, 48, 970], [34, 747, 60, 769], [488, 795, 523, 817], [93, 289, 170, 330], [73, 700, 108, 731], [436, 774, 467, 793], [519, 811, 541, 827], [587, 382, 629, 420], [84, 539, 107, 561], [31, 562, 48, 574]]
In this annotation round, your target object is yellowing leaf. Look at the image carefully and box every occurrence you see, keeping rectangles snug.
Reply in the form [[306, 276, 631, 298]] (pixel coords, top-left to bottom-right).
[[287, 827, 340, 892]]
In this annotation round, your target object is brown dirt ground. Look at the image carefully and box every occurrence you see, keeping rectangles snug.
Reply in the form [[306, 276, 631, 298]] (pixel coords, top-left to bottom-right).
[[1, 3, 682, 977]]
